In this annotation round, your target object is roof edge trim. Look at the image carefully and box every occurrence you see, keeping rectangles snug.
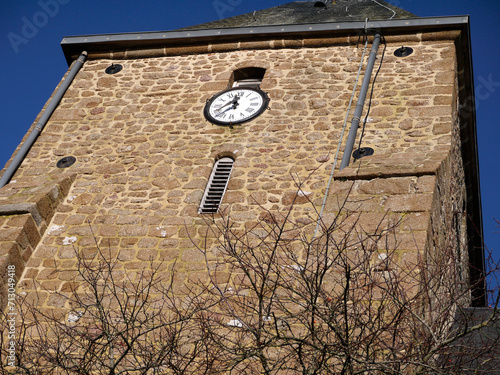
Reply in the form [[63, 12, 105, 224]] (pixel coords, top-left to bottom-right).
[[61, 16, 469, 64]]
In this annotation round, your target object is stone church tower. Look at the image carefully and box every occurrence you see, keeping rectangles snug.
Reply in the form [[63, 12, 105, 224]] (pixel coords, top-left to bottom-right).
[[0, 0, 484, 324]]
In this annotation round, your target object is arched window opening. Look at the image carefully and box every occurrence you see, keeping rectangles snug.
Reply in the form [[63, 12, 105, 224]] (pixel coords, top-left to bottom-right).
[[232, 67, 266, 88], [199, 157, 235, 214]]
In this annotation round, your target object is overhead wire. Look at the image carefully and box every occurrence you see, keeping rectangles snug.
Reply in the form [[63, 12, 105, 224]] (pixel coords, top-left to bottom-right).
[[371, 0, 396, 19], [313, 37, 369, 240], [313, 27, 387, 240]]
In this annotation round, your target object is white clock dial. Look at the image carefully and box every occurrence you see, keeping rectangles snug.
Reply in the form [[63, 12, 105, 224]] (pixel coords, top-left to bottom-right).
[[204, 87, 269, 125]]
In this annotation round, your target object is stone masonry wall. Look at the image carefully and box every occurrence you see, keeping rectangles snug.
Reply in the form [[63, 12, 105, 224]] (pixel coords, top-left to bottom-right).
[[0, 34, 463, 315], [0, 174, 74, 310]]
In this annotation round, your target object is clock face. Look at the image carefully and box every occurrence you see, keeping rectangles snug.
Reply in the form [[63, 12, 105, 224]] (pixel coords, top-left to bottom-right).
[[204, 87, 269, 125]]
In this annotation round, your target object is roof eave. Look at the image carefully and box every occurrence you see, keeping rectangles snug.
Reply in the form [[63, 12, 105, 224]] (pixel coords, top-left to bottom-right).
[[61, 16, 469, 65]]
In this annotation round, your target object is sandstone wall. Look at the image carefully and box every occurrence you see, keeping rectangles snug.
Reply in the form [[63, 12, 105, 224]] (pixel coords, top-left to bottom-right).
[[0, 35, 464, 312]]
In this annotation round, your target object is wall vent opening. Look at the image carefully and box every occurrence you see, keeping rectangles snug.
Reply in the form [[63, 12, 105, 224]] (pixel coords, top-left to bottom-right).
[[199, 157, 234, 214], [231, 67, 266, 88]]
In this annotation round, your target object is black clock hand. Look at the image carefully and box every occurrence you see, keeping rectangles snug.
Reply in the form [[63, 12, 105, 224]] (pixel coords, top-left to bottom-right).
[[216, 105, 235, 117], [215, 95, 240, 113], [215, 101, 233, 113]]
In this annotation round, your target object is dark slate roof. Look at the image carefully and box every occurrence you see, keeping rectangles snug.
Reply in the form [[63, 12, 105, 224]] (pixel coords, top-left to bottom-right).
[[182, 0, 417, 30]]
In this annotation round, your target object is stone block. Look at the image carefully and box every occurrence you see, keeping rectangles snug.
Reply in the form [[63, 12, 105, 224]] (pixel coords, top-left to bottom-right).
[[200, 81, 228, 92], [20, 215, 40, 248], [401, 212, 431, 232], [0, 227, 24, 245], [417, 176, 436, 193], [281, 191, 312, 206], [117, 249, 137, 262], [384, 34, 420, 43], [118, 226, 148, 237], [282, 38, 303, 48], [137, 238, 159, 248], [211, 42, 239, 53], [240, 40, 273, 50], [302, 37, 350, 47], [125, 48, 165, 59], [384, 194, 433, 212], [286, 101, 307, 110], [50, 108, 86, 121], [160, 248, 181, 262], [164, 45, 209, 56], [148, 225, 177, 238], [420, 30, 461, 41], [357, 178, 413, 195], [31, 195, 54, 222], [432, 122, 451, 135], [181, 248, 205, 263], [248, 192, 267, 205], [136, 248, 159, 261], [96, 163, 126, 175], [182, 179, 206, 189], [98, 225, 118, 237], [0, 203, 43, 225], [224, 191, 245, 204], [34, 245, 57, 259], [408, 106, 451, 118]]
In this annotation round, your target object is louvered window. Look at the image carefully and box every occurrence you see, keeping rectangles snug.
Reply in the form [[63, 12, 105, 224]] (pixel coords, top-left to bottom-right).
[[199, 157, 234, 214]]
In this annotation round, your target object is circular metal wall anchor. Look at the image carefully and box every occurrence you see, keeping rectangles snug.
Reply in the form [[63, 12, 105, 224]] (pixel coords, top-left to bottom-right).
[[352, 147, 374, 160], [105, 64, 123, 74], [394, 46, 414, 57], [57, 156, 76, 168]]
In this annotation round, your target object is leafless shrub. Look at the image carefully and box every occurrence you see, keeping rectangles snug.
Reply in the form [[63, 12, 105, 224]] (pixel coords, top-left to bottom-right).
[[1, 179, 498, 374]]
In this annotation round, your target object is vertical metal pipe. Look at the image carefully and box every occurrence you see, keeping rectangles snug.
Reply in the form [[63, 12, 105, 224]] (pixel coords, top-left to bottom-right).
[[339, 34, 381, 171], [0, 51, 88, 188], [313, 38, 369, 240]]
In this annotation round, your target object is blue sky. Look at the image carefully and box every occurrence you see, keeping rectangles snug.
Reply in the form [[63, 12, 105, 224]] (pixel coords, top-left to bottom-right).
[[1, 0, 499, 293]]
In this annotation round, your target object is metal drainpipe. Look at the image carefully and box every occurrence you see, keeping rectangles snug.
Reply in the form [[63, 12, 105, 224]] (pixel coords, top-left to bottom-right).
[[0, 51, 88, 188], [339, 34, 381, 171]]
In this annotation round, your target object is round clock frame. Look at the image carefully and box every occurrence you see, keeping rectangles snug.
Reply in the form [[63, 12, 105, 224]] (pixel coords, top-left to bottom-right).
[[204, 87, 270, 126]]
